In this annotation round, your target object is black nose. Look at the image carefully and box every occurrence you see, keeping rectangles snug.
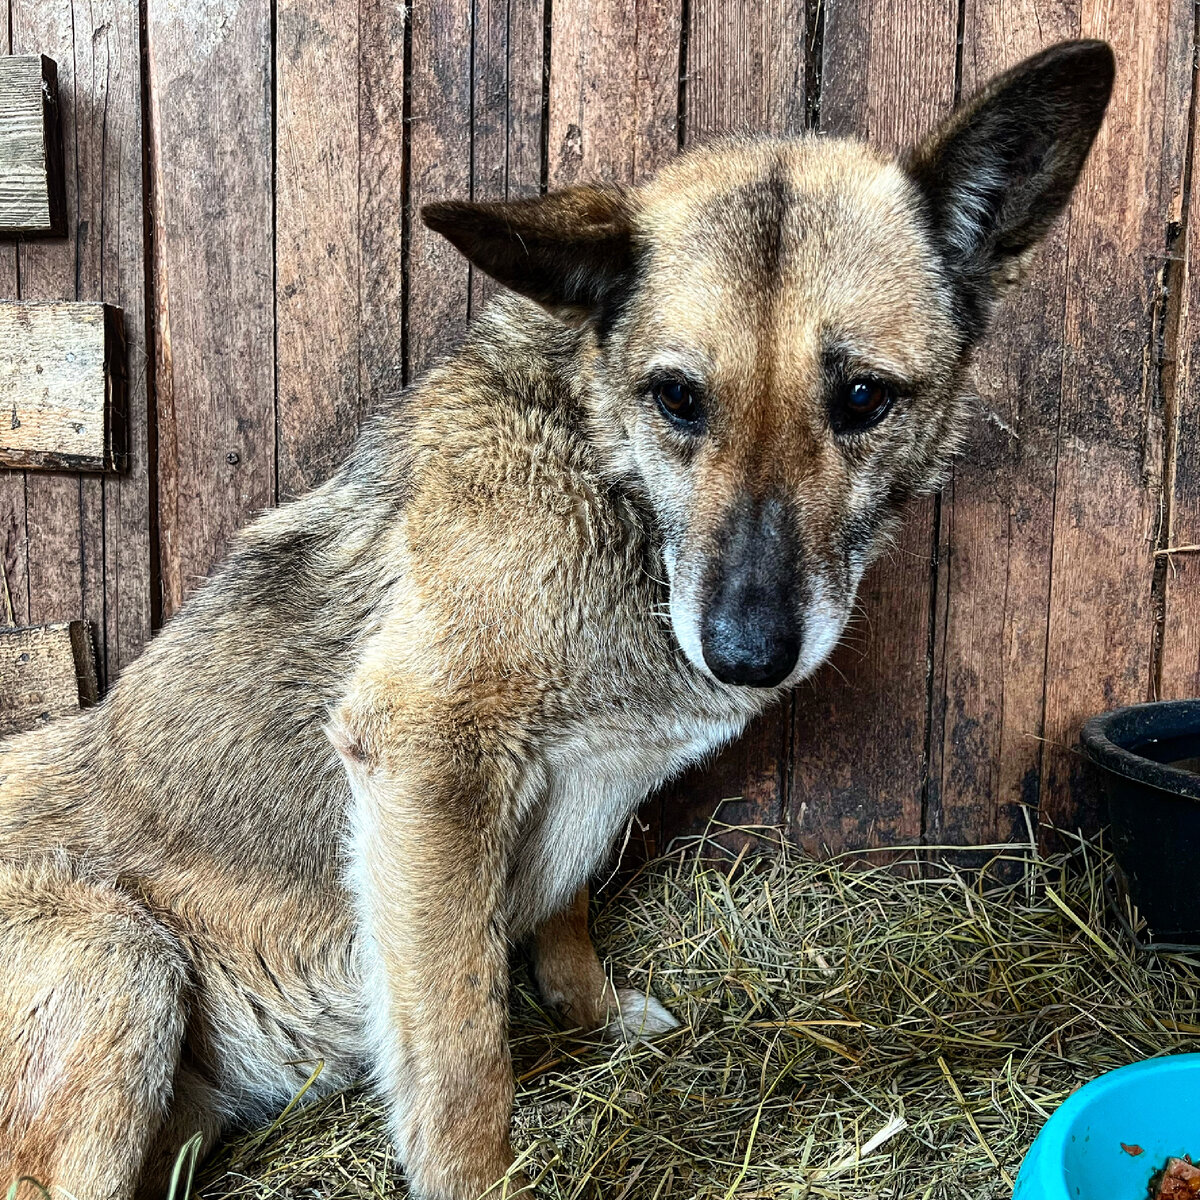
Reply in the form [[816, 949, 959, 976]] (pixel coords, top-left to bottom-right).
[[699, 496, 801, 688], [701, 606, 800, 686]]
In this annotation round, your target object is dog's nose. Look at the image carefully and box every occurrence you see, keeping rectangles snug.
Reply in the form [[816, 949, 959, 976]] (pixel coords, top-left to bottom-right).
[[701, 605, 799, 686], [699, 496, 801, 688]]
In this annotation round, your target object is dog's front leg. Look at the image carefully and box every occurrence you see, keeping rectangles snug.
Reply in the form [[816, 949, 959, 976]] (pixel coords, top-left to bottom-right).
[[332, 707, 524, 1200]]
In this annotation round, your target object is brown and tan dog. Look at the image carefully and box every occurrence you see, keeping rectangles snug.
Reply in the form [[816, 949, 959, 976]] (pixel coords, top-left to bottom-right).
[[0, 41, 1112, 1200]]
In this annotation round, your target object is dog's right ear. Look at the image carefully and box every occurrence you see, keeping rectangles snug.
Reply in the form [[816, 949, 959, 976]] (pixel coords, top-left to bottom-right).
[[421, 187, 636, 324]]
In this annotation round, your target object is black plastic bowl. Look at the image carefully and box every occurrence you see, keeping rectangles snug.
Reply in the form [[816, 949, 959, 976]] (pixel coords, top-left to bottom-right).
[[1080, 699, 1200, 948]]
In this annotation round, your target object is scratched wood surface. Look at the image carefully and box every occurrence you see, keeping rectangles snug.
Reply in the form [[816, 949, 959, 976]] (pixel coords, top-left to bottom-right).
[[0, 621, 98, 734], [3, 1, 1197, 857], [146, 0, 275, 620], [0, 302, 126, 472], [925, 2, 1082, 854], [0, 55, 66, 236]]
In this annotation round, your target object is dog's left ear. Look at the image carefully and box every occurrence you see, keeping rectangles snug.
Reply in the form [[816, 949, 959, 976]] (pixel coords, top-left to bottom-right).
[[906, 39, 1114, 339], [421, 187, 636, 325]]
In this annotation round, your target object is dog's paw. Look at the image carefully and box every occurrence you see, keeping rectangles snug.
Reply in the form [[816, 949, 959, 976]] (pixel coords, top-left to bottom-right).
[[603, 987, 680, 1041]]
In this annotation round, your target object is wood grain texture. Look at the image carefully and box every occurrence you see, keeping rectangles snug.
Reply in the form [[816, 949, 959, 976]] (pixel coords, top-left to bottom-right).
[[787, 0, 957, 856], [407, 0, 474, 377], [924, 3, 1079, 850], [548, 0, 681, 188], [0, 621, 98, 735], [359, 0, 408, 404], [72, 0, 154, 682], [0, 302, 126, 471], [1158, 14, 1200, 701], [0, 3, 31, 631], [1039, 0, 1195, 840], [147, 0, 275, 617], [12, 0, 152, 687], [275, 0, 362, 496], [685, 0, 805, 143], [0, 55, 66, 236], [470, 0, 546, 313]]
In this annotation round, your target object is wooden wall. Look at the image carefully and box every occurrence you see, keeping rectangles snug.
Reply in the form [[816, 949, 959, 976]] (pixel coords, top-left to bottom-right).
[[3, 0, 1197, 854]]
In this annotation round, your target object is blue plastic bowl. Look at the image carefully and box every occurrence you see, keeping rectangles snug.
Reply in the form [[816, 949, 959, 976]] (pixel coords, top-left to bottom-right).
[[1014, 1055, 1200, 1199]]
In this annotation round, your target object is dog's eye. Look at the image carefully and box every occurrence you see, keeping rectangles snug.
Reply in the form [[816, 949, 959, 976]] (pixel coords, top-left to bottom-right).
[[653, 378, 704, 427], [834, 376, 896, 431]]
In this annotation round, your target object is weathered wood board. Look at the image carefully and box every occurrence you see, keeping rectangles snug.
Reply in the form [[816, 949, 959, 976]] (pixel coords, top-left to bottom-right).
[[0, 55, 67, 237], [0, 621, 98, 734], [0, 302, 126, 471], [147, 0, 276, 619]]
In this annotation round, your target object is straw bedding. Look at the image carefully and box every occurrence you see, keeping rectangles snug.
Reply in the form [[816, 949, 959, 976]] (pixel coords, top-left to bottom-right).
[[197, 828, 1200, 1200]]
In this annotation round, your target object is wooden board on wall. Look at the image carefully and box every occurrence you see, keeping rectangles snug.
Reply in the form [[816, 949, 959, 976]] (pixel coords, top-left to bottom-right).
[[0, 3, 28, 632], [147, 0, 275, 619], [0, 301, 127, 471], [11, 0, 153, 689], [548, 0, 680, 189], [0, 621, 98, 734], [407, 0, 474, 378], [275, 0, 363, 497], [0, 55, 67, 237], [470, 0, 546, 314], [358, 0, 408, 407]]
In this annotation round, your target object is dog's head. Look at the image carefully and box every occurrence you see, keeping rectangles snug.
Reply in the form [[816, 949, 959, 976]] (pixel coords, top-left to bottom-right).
[[424, 41, 1113, 689]]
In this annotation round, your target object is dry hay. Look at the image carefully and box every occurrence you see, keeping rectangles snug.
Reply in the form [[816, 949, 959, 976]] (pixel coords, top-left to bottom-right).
[[197, 828, 1200, 1199]]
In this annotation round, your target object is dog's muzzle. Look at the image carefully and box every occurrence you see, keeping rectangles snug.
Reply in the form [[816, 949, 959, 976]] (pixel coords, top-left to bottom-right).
[[699, 496, 802, 688]]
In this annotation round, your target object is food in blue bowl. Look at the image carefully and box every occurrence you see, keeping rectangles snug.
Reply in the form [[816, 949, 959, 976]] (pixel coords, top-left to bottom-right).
[[1014, 1055, 1200, 1199]]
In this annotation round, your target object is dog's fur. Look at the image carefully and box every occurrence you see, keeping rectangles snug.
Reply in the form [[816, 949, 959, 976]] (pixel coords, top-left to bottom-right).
[[0, 42, 1112, 1200]]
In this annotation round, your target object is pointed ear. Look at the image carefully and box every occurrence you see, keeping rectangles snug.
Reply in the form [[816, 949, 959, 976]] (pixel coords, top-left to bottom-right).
[[421, 187, 637, 323], [905, 39, 1114, 339]]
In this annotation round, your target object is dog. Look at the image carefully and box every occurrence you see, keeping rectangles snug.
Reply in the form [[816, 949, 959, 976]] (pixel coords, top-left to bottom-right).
[[0, 39, 1112, 1200]]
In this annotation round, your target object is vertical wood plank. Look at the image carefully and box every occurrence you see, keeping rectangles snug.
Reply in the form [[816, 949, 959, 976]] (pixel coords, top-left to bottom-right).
[[656, 1, 807, 844], [11, 0, 151, 685], [1159, 19, 1200, 700], [924, 5, 1079, 850], [685, 0, 805, 143], [407, 0, 474, 377], [0, 3, 28, 631], [359, 0, 408, 404], [470, 0, 546, 313], [147, 0, 276, 616], [787, 0, 957, 856], [548, 0, 680, 189], [276, 0, 362, 496], [1040, 0, 1194, 839], [71, 0, 151, 680]]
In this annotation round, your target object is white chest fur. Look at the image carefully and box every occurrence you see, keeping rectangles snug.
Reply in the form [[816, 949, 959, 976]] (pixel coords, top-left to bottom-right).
[[506, 708, 747, 938]]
